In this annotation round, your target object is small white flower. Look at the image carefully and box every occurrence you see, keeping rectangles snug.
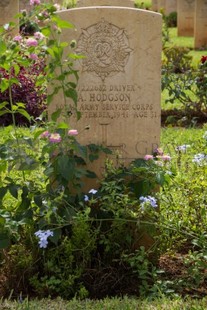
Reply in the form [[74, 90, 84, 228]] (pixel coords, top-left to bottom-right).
[[84, 195, 89, 202], [89, 189, 97, 195]]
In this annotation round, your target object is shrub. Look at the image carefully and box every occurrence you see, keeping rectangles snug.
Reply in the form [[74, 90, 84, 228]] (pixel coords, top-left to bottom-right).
[[0, 61, 46, 126], [165, 12, 177, 28]]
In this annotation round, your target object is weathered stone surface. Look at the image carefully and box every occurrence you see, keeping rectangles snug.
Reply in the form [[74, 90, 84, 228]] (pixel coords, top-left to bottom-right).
[[165, 0, 177, 15], [177, 0, 195, 36], [48, 7, 162, 183], [151, 0, 158, 11], [194, 0, 207, 49], [76, 0, 135, 7], [0, 0, 19, 35]]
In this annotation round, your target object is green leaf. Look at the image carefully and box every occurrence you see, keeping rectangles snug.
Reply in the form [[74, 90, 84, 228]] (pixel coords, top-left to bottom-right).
[[57, 122, 68, 129], [0, 101, 8, 110], [51, 108, 62, 122], [0, 187, 7, 200], [17, 109, 31, 121], [34, 195, 43, 208], [0, 40, 7, 55], [0, 233, 10, 249], [50, 228, 61, 245], [57, 155, 75, 181], [41, 27, 51, 37], [65, 88, 77, 104], [0, 216, 5, 226], [52, 16, 74, 29], [8, 184, 19, 199], [0, 110, 10, 116], [13, 64, 20, 76], [0, 78, 9, 92]]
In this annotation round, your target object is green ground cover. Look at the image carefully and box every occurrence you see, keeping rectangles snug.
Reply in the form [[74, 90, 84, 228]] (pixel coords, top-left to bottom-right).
[[1, 295, 207, 310]]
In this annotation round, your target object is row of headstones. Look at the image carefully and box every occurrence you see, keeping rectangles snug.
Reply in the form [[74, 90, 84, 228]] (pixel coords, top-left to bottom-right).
[[152, 0, 207, 49], [1, 0, 162, 183]]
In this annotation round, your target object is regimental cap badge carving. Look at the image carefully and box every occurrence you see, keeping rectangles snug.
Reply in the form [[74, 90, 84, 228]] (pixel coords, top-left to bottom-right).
[[76, 18, 132, 82]]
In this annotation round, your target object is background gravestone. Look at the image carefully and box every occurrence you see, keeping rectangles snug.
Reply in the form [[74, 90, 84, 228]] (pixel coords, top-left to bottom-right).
[[194, 0, 207, 49], [20, 0, 30, 11], [48, 7, 162, 181], [156, 0, 177, 15], [177, 0, 195, 36], [76, 0, 135, 7], [165, 0, 177, 15], [151, 0, 158, 11], [0, 0, 19, 35]]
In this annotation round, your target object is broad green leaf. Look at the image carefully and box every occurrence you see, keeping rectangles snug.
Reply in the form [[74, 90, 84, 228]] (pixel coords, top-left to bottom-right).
[[0, 110, 9, 116], [57, 122, 68, 129], [52, 16, 74, 29], [17, 109, 31, 121], [13, 64, 20, 76], [0, 101, 8, 110], [0, 187, 7, 201], [65, 88, 77, 104], [41, 27, 51, 37], [0, 40, 7, 55], [51, 108, 62, 122], [0, 233, 10, 249], [0, 216, 5, 226], [57, 155, 75, 181], [0, 78, 9, 92], [8, 184, 19, 199]]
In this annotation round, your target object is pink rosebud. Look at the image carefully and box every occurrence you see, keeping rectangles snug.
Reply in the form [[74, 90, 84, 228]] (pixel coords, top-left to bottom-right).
[[40, 131, 50, 138], [29, 53, 38, 60], [54, 4, 61, 10], [49, 133, 62, 143], [30, 0, 41, 5], [13, 35, 22, 42], [26, 38, 38, 47], [34, 31, 45, 40], [158, 155, 171, 161], [68, 129, 78, 136], [144, 154, 153, 160]]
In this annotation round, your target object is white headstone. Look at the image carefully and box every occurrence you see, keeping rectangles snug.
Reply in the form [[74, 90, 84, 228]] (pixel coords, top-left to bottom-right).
[[48, 7, 162, 184], [194, 0, 207, 49]]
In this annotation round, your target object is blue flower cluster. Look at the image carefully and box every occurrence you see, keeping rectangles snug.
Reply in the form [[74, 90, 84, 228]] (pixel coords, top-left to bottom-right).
[[192, 153, 207, 165], [34, 230, 53, 248], [139, 196, 158, 209], [84, 189, 98, 202]]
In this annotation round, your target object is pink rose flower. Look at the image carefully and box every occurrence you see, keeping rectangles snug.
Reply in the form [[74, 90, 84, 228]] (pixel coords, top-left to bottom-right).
[[144, 154, 154, 161], [68, 129, 78, 136], [13, 35, 22, 42], [40, 131, 50, 138], [30, 0, 41, 5], [26, 38, 38, 47], [158, 155, 171, 161], [29, 53, 38, 60], [34, 31, 45, 40], [54, 4, 61, 10], [49, 133, 62, 143]]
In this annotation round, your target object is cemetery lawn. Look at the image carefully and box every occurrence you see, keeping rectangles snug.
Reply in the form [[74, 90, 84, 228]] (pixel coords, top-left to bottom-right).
[[1, 125, 207, 308], [1, 295, 207, 309]]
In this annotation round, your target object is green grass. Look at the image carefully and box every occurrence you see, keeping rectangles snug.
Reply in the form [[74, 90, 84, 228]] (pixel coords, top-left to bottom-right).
[[166, 28, 207, 66], [2, 295, 207, 309]]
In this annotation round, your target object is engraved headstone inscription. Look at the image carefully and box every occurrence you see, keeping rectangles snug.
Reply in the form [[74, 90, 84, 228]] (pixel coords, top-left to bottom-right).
[[177, 0, 195, 36], [194, 0, 207, 49], [48, 7, 162, 183], [0, 0, 19, 35], [76, 0, 135, 7]]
